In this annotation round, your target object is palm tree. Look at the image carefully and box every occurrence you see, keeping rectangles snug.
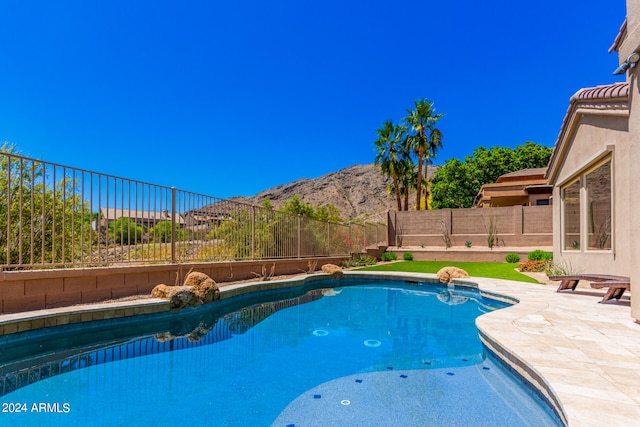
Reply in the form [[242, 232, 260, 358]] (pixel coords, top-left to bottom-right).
[[404, 99, 444, 210], [374, 120, 407, 211]]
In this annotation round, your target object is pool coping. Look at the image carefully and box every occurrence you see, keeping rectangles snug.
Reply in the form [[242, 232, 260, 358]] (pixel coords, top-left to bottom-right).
[[1, 271, 639, 426]]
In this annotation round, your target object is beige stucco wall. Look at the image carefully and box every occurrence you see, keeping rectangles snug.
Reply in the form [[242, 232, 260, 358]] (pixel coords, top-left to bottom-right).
[[551, 113, 631, 277], [622, 0, 640, 320]]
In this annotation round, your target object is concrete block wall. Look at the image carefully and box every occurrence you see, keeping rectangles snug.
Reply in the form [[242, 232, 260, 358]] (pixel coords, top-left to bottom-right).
[[388, 205, 552, 248], [0, 257, 348, 314], [522, 206, 553, 234]]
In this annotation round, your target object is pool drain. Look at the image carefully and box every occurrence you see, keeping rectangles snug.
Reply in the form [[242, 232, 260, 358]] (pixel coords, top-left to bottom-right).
[[312, 329, 329, 337], [363, 339, 381, 348], [341, 400, 351, 406]]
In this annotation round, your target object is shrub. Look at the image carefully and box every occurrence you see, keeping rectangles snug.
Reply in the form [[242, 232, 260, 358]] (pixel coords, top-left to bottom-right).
[[545, 260, 578, 276], [527, 250, 553, 261], [519, 260, 552, 272], [107, 217, 144, 244], [151, 220, 188, 242], [342, 254, 377, 268], [505, 253, 520, 263], [381, 252, 398, 262], [403, 252, 414, 261], [465, 240, 472, 248]]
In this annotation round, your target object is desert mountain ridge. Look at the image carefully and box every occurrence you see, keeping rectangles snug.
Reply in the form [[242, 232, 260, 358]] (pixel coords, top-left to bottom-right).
[[230, 164, 397, 223], [230, 164, 437, 223]]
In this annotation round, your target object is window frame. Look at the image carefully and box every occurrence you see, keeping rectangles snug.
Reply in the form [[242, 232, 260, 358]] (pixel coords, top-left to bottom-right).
[[560, 155, 613, 253]]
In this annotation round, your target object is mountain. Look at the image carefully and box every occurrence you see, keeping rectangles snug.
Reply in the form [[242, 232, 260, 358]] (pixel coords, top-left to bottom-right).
[[230, 164, 398, 222]]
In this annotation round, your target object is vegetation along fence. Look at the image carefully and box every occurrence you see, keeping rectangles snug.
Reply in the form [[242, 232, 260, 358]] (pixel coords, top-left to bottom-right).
[[0, 151, 386, 270]]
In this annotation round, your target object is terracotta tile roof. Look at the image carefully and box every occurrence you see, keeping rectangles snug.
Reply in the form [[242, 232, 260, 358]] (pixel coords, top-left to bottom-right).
[[571, 82, 629, 102], [608, 19, 627, 53]]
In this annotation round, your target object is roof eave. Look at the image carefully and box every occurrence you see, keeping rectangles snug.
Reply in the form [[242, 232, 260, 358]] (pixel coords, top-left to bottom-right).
[[609, 18, 627, 53], [546, 83, 629, 184]]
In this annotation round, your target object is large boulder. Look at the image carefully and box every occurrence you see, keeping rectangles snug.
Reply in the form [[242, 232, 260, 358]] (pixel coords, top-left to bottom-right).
[[321, 263, 344, 278], [183, 271, 212, 287], [167, 286, 202, 309], [436, 266, 469, 284], [184, 271, 220, 303], [151, 284, 172, 298], [193, 280, 219, 304], [151, 284, 202, 309]]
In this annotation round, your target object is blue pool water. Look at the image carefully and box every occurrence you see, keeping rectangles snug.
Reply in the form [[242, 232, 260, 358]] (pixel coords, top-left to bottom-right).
[[0, 279, 562, 426]]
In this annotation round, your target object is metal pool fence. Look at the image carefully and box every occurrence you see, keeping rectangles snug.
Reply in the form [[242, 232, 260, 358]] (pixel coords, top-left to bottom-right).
[[0, 151, 386, 270]]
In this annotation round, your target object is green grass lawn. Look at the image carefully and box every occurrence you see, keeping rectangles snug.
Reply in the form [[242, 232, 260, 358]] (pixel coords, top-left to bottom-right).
[[357, 260, 541, 283]]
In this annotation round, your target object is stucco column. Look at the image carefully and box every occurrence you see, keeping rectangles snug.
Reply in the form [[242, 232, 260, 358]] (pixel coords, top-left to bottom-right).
[[625, 1, 640, 321], [629, 73, 640, 322]]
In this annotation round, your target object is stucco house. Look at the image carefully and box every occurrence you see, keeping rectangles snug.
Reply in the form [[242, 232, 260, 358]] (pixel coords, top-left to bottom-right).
[[99, 207, 185, 229], [546, 0, 639, 321], [473, 167, 552, 208]]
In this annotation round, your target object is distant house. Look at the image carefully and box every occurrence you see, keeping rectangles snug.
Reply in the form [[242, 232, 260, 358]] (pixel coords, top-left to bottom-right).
[[183, 208, 231, 228], [473, 167, 552, 208], [99, 207, 185, 229], [546, 0, 639, 321]]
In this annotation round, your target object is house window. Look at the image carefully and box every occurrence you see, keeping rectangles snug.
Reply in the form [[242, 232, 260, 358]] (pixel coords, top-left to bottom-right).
[[536, 199, 550, 206], [562, 180, 581, 250], [561, 157, 612, 251], [586, 160, 612, 250]]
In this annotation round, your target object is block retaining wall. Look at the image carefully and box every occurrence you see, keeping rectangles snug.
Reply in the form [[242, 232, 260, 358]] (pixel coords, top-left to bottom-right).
[[388, 205, 552, 248], [0, 257, 348, 314]]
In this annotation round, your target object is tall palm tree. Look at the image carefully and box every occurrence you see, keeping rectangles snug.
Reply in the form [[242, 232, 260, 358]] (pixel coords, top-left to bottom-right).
[[404, 99, 444, 210], [374, 120, 407, 211]]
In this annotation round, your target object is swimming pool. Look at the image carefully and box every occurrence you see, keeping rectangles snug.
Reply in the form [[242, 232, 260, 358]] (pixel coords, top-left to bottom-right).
[[0, 278, 562, 426]]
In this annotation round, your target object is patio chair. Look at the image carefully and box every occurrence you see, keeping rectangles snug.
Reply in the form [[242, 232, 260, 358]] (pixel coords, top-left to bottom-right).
[[548, 274, 630, 303]]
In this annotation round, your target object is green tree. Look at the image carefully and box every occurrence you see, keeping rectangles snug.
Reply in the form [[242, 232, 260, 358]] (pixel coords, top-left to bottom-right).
[[151, 220, 188, 242], [281, 195, 315, 217], [1, 143, 95, 267], [404, 99, 444, 210], [430, 142, 553, 209], [107, 217, 145, 245], [261, 198, 273, 210], [315, 204, 342, 222], [374, 119, 408, 211]]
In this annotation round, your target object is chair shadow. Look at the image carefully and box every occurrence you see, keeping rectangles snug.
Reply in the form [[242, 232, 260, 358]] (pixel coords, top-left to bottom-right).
[[558, 289, 631, 306]]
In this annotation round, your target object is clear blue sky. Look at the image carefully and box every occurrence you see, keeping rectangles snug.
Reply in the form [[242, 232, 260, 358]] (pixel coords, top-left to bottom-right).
[[0, 0, 627, 199]]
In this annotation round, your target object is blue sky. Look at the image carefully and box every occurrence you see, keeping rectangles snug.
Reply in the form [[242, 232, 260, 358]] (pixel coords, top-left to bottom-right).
[[0, 0, 627, 199]]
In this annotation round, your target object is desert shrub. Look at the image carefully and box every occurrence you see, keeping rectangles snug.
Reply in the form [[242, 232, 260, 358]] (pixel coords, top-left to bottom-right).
[[545, 261, 578, 276], [465, 240, 472, 248], [527, 250, 553, 261], [403, 252, 414, 261], [107, 218, 144, 244], [342, 254, 377, 268], [381, 252, 398, 262], [505, 253, 520, 263], [151, 221, 189, 242], [519, 260, 552, 272]]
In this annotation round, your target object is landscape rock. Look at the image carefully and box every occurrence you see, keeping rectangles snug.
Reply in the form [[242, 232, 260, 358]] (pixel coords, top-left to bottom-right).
[[183, 271, 220, 303], [183, 271, 211, 287], [436, 266, 469, 284], [193, 280, 219, 303], [167, 286, 202, 309], [151, 284, 203, 309], [151, 284, 171, 298], [321, 263, 344, 277]]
